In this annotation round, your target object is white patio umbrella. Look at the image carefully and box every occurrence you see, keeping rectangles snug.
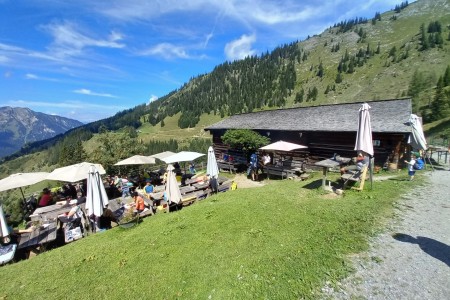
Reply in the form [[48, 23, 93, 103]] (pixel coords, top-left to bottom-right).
[[354, 103, 374, 189], [206, 146, 219, 178], [85, 165, 109, 232], [0, 204, 10, 240], [47, 162, 106, 183], [161, 151, 205, 164], [259, 140, 307, 152], [114, 155, 156, 166], [150, 151, 176, 161], [0, 172, 49, 200], [408, 114, 428, 151], [164, 164, 182, 206]]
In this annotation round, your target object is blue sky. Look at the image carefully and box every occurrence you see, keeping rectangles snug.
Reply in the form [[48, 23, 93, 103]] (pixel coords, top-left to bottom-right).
[[0, 0, 402, 123]]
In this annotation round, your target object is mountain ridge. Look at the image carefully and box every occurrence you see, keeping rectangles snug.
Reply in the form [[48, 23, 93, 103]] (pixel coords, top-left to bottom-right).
[[0, 106, 84, 158]]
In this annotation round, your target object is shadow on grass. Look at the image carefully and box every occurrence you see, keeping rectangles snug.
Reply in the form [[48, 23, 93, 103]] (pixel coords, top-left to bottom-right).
[[302, 179, 324, 190], [393, 233, 450, 267]]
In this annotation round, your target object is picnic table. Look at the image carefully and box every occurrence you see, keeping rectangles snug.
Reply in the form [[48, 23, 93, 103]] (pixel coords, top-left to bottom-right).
[[17, 221, 57, 253], [30, 203, 86, 222], [314, 157, 351, 189]]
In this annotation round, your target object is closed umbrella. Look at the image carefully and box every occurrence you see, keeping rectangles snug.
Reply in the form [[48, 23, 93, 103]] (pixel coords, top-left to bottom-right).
[[47, 162, 106, 183], [114, 155, 156, 166], [0, 172, 49, 200], [354, 103, 374, 189], [0, 205, 10, 241], [0, 204, 17, 265], [408, 114, 427, 151], [206, 146, 219, 178], [85, 165, 109, 232], [164, 164, 182, 207]]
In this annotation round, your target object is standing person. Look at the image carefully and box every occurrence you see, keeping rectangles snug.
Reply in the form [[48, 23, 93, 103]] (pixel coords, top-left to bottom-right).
[[249, 152, 258, 181], [404, 153, 417, 181]]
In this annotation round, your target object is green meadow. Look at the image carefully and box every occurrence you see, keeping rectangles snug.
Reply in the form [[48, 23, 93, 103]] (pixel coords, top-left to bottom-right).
[[0, 170, 422, 299]]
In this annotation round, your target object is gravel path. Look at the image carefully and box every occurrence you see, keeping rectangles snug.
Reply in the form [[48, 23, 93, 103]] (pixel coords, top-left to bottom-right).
[[323, 161, 450, 299]]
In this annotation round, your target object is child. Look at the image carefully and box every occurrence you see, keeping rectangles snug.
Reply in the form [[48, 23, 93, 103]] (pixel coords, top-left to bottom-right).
[[404, 153, 417, 181]]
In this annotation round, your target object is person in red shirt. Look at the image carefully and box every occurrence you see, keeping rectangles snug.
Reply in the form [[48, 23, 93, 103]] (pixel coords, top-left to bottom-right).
[[38, 188, 52, 207]]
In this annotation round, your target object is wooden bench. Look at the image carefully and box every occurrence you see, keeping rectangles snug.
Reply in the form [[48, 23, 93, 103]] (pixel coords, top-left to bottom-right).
[[341, 166, 368, 191]]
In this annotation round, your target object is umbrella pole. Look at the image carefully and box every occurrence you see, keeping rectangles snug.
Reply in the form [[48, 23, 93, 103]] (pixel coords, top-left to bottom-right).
[[19, 187, 26, 201], [369, 156, 374, 190]]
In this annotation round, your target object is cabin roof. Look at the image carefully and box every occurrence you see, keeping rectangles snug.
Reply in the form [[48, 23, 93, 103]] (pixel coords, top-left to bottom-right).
[[205, 98, 412, 133]]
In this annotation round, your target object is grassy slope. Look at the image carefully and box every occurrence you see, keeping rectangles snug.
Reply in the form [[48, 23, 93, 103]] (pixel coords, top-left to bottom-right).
[[0, 171, 423, 299]]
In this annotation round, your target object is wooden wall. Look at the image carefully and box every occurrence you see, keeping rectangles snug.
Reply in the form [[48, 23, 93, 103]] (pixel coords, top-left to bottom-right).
[[208, 129, 409, 168]]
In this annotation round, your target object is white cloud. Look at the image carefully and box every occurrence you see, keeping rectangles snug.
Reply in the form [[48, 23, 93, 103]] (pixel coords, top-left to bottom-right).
[[224, 34, 256, 61], [148, 95, 159, 104], [73, 88, 117, 98], [140, 43, 190, 59], [41, 21, 125, 59]]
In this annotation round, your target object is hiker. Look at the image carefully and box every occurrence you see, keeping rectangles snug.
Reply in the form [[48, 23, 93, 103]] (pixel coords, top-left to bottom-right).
[[249, 152, 258, 181], [404, 152, 417, 181]]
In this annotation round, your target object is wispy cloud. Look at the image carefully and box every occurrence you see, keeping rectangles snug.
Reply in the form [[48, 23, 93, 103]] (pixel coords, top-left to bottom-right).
[[73, 88, 117, 98], [25, 73, 61, 82], [42, 21, 125, 59], [140, 43, 190, 59], [224, 34, 256, 61]]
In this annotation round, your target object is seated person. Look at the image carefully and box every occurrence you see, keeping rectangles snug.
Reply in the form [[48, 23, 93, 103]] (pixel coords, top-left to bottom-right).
[[340, 152, 369, 175], [144, 181, 154, 199], [38, 188, 52, 207], [98, 208, 117, 230], [2, 214, 36, 244], [262, 153, 271, 165], [130, 191, 145, 214]]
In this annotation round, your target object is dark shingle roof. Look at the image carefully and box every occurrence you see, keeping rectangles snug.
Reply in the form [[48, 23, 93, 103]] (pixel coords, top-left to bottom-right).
[[206, 98, 412, 133]]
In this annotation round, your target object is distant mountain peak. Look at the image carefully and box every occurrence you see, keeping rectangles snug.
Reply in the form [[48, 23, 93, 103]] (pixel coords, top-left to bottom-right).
[[0, 107, 83, 158]]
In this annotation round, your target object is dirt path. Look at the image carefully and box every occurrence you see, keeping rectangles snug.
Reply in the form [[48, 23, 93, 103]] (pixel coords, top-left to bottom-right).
[[323, 165, 450, 299]]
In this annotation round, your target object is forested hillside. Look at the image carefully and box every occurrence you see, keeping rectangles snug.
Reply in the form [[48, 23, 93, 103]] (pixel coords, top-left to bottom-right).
[[2, 0, 450, 170]]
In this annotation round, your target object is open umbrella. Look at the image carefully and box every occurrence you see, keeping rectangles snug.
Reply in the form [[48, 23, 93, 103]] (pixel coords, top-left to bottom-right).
[[206, 146, 219, 178], [0, 172, 49, 200], [150, 151, 176, 161], [161, 151, 205, 164], [354, 103, 374, 189], [259, 140, 307, 152], [164, 164, 182, 207], [47, 162, 106, 183], [114, 155, 156, 166], [85, 165, 109, 232]]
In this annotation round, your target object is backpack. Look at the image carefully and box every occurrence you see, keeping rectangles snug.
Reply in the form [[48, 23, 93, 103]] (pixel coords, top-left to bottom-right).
[[250, 153, 258, 168], [413, 158, 424, 170]]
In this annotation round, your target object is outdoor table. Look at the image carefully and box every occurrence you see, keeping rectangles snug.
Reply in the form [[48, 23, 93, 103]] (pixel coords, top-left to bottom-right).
[[314, 159, 342, 189], [17, 221, 57, 253], [30, 203, 86, 222]]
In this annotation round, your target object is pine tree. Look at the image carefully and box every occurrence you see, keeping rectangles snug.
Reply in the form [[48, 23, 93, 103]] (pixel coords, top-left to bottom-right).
[[335, 72, 343, 83]]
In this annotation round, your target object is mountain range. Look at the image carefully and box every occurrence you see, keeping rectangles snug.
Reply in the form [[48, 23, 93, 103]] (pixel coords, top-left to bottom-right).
[[0, 107, 83, 158]]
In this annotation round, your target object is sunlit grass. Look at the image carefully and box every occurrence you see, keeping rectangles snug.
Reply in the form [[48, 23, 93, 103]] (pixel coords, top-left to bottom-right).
[[0, 170, 425, 299]]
